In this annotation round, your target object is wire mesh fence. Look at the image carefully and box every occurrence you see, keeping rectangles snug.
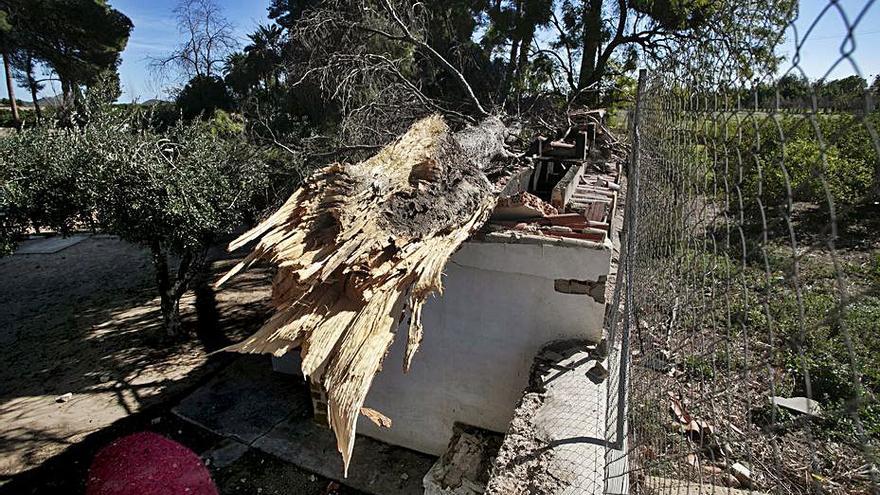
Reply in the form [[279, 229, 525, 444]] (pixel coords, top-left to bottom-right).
[[604, 2, 880, 494]]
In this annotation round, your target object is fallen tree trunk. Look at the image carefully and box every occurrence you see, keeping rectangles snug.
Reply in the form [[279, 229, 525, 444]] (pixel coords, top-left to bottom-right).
[[216, 115, 510, 474]]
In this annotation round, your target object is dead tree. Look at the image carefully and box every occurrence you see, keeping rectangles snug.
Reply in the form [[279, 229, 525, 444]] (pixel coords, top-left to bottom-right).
[[150, 0, 238, 81], [215, 0, 524, 473], [217, 114, 511, 473]]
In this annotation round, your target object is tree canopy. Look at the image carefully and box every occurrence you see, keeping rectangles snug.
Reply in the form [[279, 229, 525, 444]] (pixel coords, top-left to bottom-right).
[[0, 0, 131, 105]]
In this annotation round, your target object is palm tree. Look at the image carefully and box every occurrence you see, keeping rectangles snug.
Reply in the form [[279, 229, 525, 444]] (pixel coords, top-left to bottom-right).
[[223, 51, 258, 98], [244, 24, 284, 89]]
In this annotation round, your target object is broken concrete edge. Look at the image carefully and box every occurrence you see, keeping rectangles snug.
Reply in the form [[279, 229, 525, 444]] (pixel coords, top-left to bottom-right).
[[475, 229, 612, 250], [485, 339, 606, 495], [554, 276, 607, 304], [550, 161, 585, 210], [484, 393, 564, 495], [424, 424, 503, 495]]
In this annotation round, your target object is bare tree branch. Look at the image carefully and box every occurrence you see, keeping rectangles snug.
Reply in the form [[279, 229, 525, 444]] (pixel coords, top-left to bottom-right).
[[150, 0, 239, 82], [377, 0, 489, 116]]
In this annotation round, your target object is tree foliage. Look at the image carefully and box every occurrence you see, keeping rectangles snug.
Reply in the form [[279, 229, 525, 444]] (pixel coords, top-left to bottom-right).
[[1, 0, 131, 105], [176, 74, 233, 119], [716, 111, 880, 207], [0, 106, 278, 337]]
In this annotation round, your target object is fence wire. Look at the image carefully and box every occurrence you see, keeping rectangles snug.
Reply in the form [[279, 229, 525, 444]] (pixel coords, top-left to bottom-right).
[[604, 2, 880, 494]]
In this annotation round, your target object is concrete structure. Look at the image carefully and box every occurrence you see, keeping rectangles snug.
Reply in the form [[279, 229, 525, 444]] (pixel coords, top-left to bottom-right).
[[270, 118, 623, 476], [485, 342, 628, 495], [174, 356, 435, 495], [273, 229, 613, 455], [13, 234, 90, 254], [359, 232, 611, 454]]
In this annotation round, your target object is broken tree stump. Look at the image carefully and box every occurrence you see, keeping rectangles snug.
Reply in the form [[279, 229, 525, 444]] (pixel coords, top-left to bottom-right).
[[216, 115, 510, 474]]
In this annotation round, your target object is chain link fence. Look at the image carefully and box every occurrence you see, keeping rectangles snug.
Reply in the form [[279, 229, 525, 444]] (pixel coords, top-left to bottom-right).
[[604, 2, 880, 494]]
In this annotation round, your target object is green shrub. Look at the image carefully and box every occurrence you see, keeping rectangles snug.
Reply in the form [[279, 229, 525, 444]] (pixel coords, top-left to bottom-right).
[[207, 109, 244, 138], [0, 110, 290, 339], [697, 111, 879, 208]]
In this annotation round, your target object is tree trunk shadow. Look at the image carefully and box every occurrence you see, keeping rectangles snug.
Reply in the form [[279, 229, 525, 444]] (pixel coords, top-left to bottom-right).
[[193, 270, 231, 353]]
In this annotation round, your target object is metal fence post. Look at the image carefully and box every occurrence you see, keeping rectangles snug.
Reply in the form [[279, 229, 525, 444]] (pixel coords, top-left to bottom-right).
[[615, 68, 646, 448]]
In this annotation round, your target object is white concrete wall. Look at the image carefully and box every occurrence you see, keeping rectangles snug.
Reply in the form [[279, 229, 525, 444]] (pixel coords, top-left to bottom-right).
[[354, 238, 611, 455]]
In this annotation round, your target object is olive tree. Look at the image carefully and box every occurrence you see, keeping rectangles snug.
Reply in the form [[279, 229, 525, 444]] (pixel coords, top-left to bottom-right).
[[92, 115, 271, 338], [0, 110, 274, 339]]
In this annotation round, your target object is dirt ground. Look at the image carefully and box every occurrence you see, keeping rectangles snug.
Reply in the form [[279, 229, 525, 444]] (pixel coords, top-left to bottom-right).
[[0, 405, 365, 495], [0, 234, 274, 486]]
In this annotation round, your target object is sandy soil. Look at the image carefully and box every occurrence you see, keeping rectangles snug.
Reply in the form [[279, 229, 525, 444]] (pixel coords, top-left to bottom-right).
[[0, 235, 273, 481]]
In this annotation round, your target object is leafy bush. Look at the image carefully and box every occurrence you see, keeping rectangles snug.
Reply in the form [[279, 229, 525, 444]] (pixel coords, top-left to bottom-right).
[[207, 109, 244, 138], [700, 111, 880, 208], [0, 127, 98, 236], [0, 110, 282, 338]]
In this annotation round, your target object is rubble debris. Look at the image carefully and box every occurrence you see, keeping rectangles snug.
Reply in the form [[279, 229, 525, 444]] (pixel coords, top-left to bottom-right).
[[423, 424, 501, 495], [668, 395, 715, 443], [669, 395, 693, 425], [721, 472, 742, 488], [490, 130, 620, 243], [487, 341, 610, 495], [491, 191, 558, 220], [731, 462, 753, 487], [642, 476, 768, 495], [487, 112, 621, 245], [216, 115, 509, 474]]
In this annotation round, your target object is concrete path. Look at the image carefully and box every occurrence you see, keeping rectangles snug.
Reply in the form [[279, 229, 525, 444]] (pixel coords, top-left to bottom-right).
[[14, 234, 90, 254], [173, 356, 436, 495]]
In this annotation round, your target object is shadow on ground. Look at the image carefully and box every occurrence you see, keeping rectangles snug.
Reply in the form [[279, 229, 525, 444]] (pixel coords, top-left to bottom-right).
[[0, 235, 274, 485]]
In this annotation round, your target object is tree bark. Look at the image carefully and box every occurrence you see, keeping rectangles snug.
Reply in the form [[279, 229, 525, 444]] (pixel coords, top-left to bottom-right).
[[3, 51, 20, 127], [151, 241, 182, 339], [872, 168, 880, 202], [516, 26, 534, 97], [506, 39, 520, 84], [60, 78, 71, 108], [217, 115, 511, 473], [503, 0, 524, 98], [150, 241, 208, 340], [25, 58, 41, 120], [60, 77, 81, 109], [160, 287, 183, 338], [29, 82, 41, 120], [577, 0, 604, 91]]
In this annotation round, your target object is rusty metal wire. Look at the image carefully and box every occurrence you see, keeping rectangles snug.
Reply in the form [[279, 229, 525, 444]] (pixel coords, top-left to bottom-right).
[[604, 2, 880, 494]]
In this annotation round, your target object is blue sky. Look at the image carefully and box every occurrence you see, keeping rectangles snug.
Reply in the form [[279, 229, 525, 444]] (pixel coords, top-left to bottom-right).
[[108, 0, 273, 101], [5, 0, 879, 103], [783, 0, 880, 82], [11, 0, 272, 102]]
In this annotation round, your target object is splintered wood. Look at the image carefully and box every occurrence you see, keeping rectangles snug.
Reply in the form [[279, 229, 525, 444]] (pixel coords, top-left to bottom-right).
[[216, 115, 500, 474]]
